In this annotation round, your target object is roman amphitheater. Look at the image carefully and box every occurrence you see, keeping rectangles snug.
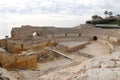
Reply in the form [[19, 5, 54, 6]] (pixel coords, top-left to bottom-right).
[[1, 24, 120, 80]]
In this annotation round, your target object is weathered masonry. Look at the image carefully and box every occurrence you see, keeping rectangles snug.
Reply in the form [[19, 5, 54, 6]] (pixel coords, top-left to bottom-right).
[[11, 25, 82, 40]]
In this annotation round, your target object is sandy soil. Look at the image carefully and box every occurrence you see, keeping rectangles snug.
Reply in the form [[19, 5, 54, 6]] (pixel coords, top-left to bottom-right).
[[79, 41, 111, 57]]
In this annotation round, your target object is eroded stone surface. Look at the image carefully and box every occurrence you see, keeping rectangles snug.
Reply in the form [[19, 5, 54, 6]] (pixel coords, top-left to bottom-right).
[[37, 46, 120, 80], [0, 68, 17, 80]]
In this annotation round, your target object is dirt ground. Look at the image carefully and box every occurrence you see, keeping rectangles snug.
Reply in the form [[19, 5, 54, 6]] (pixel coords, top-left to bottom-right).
[[79, 41, 111, 57]]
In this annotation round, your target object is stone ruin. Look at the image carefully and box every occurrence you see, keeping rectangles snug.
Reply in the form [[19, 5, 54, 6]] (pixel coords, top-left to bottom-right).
[[11, 25, 81, 40], [0, 24, 120, 70], [1, 24, 120, 80]]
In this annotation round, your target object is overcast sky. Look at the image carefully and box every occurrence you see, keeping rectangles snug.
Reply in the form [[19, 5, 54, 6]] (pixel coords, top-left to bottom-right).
[[0, 0, 120, 38]]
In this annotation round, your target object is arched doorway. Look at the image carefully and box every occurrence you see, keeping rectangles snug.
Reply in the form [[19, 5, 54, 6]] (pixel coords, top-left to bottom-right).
[[93, 36, 97, 41]]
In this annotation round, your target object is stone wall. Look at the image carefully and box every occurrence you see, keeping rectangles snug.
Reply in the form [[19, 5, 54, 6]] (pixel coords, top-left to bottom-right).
[[10, 24, 120, 41], [56, 41, 89, 53], [0, 53, 16, 69], [11, 25, 81, 40], [53, 34, 65, 38], [11, 54, 37, 70], [11, 25, 55, 40], [0, 39, 7, 50], [0, 53, 37, 70], [7, 39, 58, 54]]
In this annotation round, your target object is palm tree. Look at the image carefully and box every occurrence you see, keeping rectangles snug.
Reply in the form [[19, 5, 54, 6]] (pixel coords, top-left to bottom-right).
[[104, 10, 108, 18]]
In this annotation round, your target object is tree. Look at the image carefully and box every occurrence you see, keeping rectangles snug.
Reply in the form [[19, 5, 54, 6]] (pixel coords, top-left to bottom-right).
[[91, 15, 98, 20], [117, 14, 120, 17], [108, 11, 113, 17], [91, 15, 102, 20], [104, 10, 108, 18]]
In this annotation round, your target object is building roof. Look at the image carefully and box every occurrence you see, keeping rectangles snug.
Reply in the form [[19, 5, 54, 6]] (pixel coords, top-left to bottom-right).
[[95, 24, 120, 28]]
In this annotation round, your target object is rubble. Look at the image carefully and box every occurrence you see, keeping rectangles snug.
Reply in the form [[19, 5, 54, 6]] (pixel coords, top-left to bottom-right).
[[0, 68, 17, 80]]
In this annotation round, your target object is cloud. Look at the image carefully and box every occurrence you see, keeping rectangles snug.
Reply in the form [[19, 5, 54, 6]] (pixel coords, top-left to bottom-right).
[[0, 0, 120, 38], [0, 0, 119, 16], [0, 0, 120, 25], [0, 14, 90, 38], [0, 0, 105, 15]]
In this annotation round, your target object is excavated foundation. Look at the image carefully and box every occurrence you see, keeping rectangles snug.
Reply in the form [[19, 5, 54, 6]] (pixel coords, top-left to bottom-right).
[[0, 25, 120, 80]]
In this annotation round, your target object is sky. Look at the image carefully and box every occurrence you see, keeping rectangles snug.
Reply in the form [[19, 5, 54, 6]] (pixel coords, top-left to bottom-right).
[[0, 0, 120, 39]]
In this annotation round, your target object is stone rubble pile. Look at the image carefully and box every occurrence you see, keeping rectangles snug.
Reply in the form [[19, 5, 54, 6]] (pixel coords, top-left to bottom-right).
[[0, 68, 17, 80]]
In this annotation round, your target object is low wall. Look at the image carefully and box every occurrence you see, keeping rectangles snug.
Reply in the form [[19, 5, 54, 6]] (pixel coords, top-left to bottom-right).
[[11, 54, 37, 70], [0, 39, 7, 50], [53, 34, 65, 37], [53, 33, 81, 38], [0, 53, 37, 70], [7, 40, 58, 54], [0, 53, 16, 69], [67, 33, 80, 37], [56, 42, 89, 53], [81, 34, 118, 44]]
